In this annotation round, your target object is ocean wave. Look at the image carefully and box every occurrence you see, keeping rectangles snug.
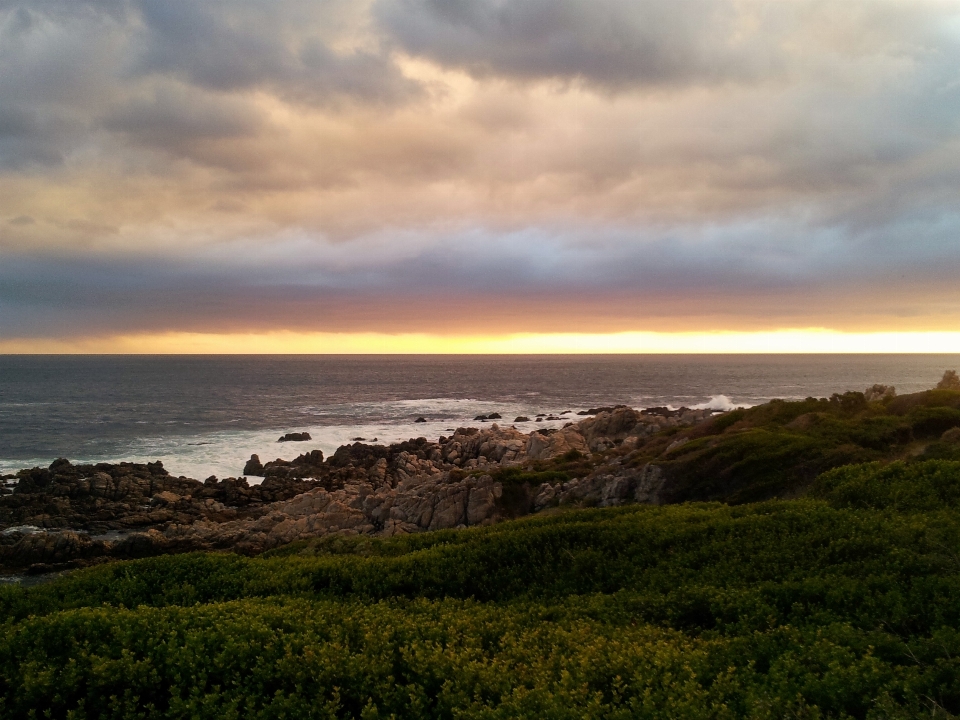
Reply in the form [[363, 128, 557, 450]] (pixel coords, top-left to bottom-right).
[[0, 409, 576, 483], [691, 395, 748, 411], [0, 395, 759, 481]]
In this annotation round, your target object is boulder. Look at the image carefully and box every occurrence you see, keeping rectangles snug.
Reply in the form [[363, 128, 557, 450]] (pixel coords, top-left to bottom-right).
[[243, 454, 265, 476], [526, 427, 589, 460]]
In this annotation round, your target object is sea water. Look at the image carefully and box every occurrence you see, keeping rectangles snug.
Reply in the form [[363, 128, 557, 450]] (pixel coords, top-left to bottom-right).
[[2, 354, 957, 480]]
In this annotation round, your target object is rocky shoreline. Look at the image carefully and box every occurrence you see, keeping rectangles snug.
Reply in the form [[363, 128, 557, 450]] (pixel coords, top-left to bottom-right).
[[0, 405, 720, 575]]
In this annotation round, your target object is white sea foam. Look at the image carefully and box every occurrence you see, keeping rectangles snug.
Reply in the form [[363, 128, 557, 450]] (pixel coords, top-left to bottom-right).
[[630, 394, 752, 413], [691, 395, 747, 411], [0, 395, 760, 481], [0, 399, 580, 481]]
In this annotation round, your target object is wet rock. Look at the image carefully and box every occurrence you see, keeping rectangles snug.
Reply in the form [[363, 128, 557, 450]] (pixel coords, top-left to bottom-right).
[[577, 406, 620, 416], [414, 417, 427, 423], [514, 416, 530, 422], [243, 454, 265, 476], [278, 432, 312, 442]]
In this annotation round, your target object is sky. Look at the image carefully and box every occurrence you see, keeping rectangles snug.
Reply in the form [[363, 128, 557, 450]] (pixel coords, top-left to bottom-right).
[[2, 0, 960, 353]]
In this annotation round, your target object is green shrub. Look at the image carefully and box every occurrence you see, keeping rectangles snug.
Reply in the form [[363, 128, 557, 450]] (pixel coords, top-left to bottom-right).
[[812, 459, 960, 512], [4, 493, 960, 717], [908, 406, 960, 438]]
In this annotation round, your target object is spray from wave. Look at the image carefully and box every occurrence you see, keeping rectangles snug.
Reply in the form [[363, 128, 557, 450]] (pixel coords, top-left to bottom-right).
[[690, 395, 747, 412]]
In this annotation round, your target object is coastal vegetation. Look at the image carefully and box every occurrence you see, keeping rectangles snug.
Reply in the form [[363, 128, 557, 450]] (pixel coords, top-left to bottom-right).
[[4, 386, 960, 717]]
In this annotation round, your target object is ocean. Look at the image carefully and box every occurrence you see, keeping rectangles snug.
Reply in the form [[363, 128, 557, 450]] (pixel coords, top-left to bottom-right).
[[2, 354, 958, 481]]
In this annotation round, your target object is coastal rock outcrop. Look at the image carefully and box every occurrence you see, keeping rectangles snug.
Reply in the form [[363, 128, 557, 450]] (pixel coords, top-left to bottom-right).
[[1, 402, 729, 573], [243, 454, 265, 475], [0, 460, 324, 538]]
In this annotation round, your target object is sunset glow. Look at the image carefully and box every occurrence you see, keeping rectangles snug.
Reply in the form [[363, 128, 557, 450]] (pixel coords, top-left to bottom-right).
[[7, 330, 960, 355]]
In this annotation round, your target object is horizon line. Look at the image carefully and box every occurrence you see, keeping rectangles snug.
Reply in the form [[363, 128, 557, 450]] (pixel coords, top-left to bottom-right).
[[6, 329, 960, 354]]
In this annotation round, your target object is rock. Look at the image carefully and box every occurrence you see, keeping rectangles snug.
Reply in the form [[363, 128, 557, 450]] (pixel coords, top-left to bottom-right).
[[633, 465, 666, 505], [243, 454, 265, 476], [534, 483, 558, 511], [938, 371, 960, 390], [473, 415, 488, 421], [576, 406, 620, 416], [599, 476, 632, 507], [487, 413, 501, 419], [0, 529, 106, 569], [577, 406, 645, 445], [640, 406, 681, 418], [278, 432, 312, 442], [864, 384, 896, 402], [152, 491, 181, 505], [514, 416, 530, 422], [526, 427, 589, 461], [415, 417, 427, 423], [0, 402, 724, 573]]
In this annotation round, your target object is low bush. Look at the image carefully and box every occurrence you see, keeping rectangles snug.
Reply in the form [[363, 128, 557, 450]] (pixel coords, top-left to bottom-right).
[[4, 464, 960, 717]]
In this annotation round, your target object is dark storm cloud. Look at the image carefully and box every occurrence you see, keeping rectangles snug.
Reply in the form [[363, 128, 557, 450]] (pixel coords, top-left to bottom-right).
[[132, 0, 418, 105], [101, 84, 266, 167], [377, 0, 772, 89], [375, 0, 951, 90], [0, 107, 66, 168]]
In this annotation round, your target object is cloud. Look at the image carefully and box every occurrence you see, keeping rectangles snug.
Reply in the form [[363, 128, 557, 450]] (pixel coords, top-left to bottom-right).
[[4, 209, 960, 338], [131, 0, 419, 106], [1, 0, 960, 342], [377, 0, 764, 89], [376, 0, 959, 91]]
